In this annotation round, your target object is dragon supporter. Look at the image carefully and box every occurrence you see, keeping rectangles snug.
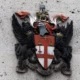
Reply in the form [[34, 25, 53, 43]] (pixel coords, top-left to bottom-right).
[[34, 10, 73, 76], [12, 5, 73, 76]]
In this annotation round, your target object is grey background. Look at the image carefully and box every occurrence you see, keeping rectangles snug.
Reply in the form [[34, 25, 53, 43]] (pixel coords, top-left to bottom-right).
[[0, 0, 80, 80]]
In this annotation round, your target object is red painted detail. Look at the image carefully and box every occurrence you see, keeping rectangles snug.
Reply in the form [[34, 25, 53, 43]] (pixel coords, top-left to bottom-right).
[[33, 22, 56, 35], [38, 45, 42, 53], [16, 11, 30, 18]]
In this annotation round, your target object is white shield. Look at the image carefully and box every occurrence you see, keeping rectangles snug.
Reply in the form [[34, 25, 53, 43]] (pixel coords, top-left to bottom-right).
[[36, 46, 54, 69]]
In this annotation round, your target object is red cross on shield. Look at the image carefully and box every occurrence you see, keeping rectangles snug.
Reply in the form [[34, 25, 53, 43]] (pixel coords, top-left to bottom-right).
[[34, 35, 55, 69]]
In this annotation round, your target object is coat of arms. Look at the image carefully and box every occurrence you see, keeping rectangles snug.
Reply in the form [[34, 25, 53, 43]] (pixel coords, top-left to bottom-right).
[[12, 4, 73, 76]]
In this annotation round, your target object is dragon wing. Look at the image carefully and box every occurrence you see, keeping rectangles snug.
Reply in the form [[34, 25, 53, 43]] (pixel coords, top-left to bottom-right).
[[12, 14, 28, 45]]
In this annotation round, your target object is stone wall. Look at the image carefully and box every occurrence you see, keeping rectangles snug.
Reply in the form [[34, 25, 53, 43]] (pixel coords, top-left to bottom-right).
[[0, 0, 80, 80]]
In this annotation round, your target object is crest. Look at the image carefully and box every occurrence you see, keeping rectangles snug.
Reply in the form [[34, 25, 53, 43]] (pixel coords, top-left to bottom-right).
[[12, 4, 73, 76], [35, 35, 55, 69]]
